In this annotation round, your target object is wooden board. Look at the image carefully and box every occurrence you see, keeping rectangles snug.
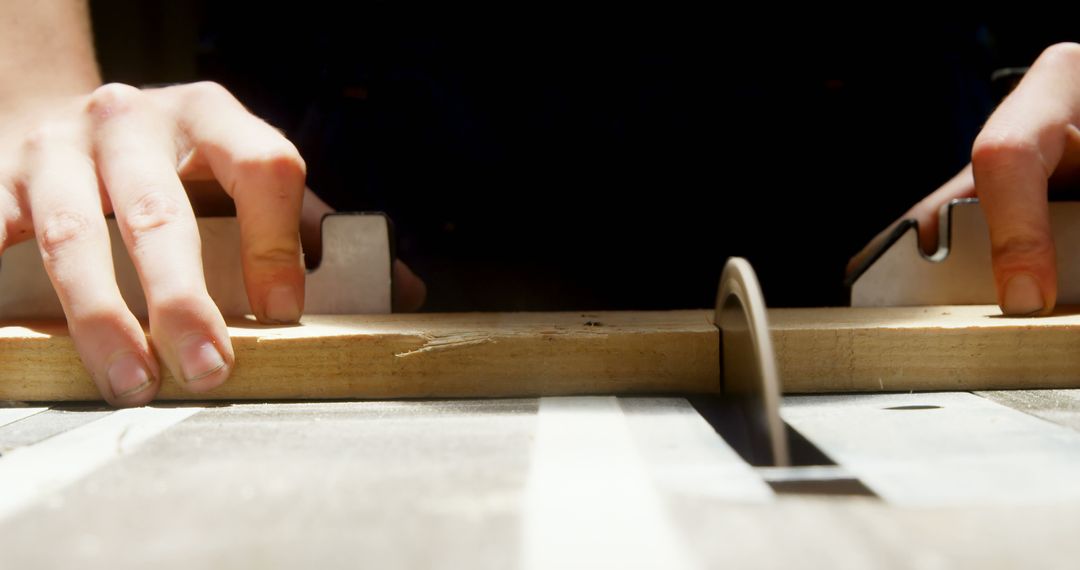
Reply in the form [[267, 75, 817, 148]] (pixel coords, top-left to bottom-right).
[[5, 306, 1080, 401], [772, 305, 1080, 392], [0, 311, 720, 401]]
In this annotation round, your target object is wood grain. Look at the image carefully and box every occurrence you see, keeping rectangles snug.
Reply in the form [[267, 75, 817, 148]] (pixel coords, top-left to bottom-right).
[[771, 305, 1080, 392], [4, 305, 1080, 401], [0, 311, 720, 401]]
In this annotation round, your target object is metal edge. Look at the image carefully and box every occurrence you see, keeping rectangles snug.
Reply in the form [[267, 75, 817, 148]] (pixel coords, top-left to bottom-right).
[[842, 219, 917, 289], [843, 198, 979, 289]]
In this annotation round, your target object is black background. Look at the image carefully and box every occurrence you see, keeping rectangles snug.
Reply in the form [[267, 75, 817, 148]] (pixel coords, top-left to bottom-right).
[[87, 5, 1080, 311]]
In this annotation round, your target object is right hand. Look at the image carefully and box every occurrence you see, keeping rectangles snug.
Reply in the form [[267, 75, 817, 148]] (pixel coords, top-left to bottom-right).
[[0, 82, 308, 406], [850, 43, 1080, 316]]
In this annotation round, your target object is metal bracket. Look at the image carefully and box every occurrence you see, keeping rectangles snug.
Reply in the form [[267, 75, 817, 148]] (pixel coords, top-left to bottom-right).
[[0, 212, 393, 318], [850, 200, 1080, 307]]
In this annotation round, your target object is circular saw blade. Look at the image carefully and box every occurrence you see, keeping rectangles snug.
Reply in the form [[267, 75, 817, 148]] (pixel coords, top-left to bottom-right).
[[715, 257, 790, 467]]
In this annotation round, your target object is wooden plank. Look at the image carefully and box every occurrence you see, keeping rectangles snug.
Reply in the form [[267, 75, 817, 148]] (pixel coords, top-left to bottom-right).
[[0, 311, 720, 401], [781, 392, 1080, 506], [771, 305, 1080, 392], [6, 305, 1080, 401]]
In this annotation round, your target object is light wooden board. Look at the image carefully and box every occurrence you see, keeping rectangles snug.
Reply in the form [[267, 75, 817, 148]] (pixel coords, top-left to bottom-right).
[[5, 306, 1080, 400], [0, 311, 720, 401], [771, 305, 1080, 392]]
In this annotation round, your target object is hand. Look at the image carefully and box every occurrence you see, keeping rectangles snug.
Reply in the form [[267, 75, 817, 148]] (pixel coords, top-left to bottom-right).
[[850, 43, 1080, 316], [0, 82, 307, 405]]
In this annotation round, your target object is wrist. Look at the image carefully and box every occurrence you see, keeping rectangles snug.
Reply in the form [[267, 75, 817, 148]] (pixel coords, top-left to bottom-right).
[[0, 79, 100, 124]]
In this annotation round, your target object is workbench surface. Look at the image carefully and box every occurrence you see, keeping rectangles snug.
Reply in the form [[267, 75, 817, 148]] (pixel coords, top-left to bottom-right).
[[2, 391, 1080, 569]]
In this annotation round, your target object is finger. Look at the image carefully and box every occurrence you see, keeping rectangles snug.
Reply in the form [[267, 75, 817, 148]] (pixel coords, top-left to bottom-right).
[[88, 83, 233, 391], [169, 82, 306, 324], [0, 178, 33, 252], [971, 43, 1080, 316], [392, 260, 427, 312], [300, 187, 331, 269], [20, 121, 160, 405]]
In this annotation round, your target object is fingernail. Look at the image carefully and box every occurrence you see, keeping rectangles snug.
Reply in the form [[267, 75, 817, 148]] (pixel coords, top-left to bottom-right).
[[265, 285, 300, 323], [107, 352, 152, 398], [1003, 274, 1045, 316], [178, 335, 227, 382]]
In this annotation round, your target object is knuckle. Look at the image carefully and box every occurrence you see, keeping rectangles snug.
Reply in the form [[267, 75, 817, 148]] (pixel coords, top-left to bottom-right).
[[66, 304, 131, 336], [1037, 42, 1080, 68], [187, 81, 234, 102], [235, 142, 307, 184], [147, 289, 213, 324], [993, 233, 1055, 266], [37, 210, 91, 258], [21, 121, 77, 152], [971, 132, 1041, 170], [175, 81, 241, 120], [124, 192, 185, 246], [87, 83, 143, 118]]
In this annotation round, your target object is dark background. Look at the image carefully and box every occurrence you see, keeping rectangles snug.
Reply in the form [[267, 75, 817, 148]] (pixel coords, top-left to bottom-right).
[[87, 5, 1080, 311]]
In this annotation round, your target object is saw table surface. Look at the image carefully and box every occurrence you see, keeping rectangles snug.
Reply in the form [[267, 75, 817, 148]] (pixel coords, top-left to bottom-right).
[[3, 391, 1080, 569], [5, 306, 1080, 568]]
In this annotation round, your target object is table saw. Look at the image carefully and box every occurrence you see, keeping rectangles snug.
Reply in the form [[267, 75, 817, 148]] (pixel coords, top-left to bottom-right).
[[2, 201, 1080, 569]]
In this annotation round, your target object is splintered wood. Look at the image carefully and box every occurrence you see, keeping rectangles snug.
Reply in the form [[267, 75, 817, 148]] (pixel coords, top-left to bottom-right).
[[2, 306, 1080, 401]]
